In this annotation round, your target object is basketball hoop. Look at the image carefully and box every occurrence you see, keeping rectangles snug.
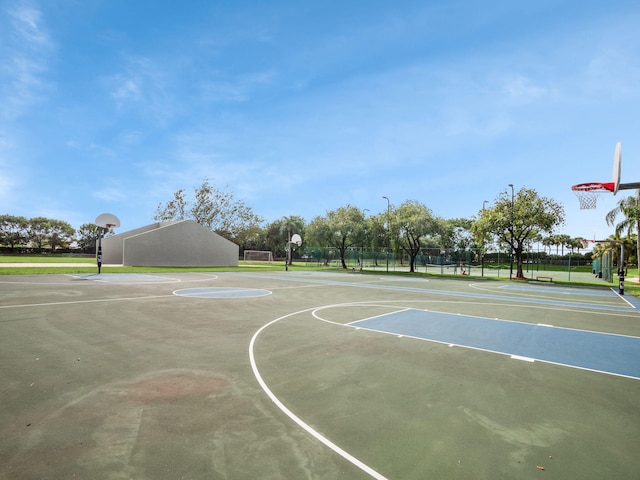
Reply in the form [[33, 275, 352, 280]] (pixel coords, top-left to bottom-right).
[[95, 213, 121, 228], [571, 182, 615, 209]]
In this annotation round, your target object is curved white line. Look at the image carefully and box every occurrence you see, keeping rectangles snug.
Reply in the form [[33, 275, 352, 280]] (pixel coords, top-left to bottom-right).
[[249, 307, 389, 480], [173, 287, 272, 298]]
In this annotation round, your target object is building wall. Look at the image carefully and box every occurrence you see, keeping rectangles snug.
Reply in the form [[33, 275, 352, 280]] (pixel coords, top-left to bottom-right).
[[100, 220, 239, 267], [100, 222, 166, 265]]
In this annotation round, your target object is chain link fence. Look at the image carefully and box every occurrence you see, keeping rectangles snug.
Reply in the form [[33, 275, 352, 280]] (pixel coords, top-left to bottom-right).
[[294, 246, 601, 282]]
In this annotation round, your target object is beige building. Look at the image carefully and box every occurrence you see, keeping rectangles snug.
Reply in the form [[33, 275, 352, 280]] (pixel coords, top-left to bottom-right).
[[100, 220, 239, 267]]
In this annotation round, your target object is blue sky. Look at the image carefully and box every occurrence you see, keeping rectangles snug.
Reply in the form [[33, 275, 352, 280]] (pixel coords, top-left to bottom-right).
[[2, 0, 639, 245]]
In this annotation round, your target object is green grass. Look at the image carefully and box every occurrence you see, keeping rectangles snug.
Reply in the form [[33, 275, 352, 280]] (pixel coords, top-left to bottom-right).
[[0, 256, 325, 275], [2, 255, 639, 298], [0, 255, 95, 263]]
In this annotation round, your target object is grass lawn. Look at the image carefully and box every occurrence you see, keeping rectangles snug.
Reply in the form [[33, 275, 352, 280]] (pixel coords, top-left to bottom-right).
[[2, 254, 639, 298], [0, 255, 95, 263]]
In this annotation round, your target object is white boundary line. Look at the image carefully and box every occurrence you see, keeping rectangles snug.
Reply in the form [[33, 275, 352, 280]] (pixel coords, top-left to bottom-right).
[[611, 287, 638, 308], [0, 295, 173, 310], [249, 308, 389, 480]]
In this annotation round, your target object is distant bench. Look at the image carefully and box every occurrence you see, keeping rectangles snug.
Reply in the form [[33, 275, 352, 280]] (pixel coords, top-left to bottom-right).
[[536, 276, 553, 282]]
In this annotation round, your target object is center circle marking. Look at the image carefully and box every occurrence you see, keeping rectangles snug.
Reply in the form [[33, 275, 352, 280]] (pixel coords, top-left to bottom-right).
[[173, 287, 271, 299]]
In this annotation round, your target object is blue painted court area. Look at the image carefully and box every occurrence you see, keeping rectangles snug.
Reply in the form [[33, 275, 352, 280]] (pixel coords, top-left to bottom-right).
[[351, 309, 640, 380]]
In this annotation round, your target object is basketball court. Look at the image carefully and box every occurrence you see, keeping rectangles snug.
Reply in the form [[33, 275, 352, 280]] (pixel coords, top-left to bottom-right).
[[1, 270, 639, 479]]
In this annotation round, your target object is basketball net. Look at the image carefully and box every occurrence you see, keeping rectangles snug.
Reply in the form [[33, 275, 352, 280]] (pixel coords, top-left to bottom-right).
[[573, 190, 599, 209], [571, 182, 615, 210]]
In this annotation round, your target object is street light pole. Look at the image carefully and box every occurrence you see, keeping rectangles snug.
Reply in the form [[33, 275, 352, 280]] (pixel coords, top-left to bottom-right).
[[361, 208, 369, 272], [285, 223, 291, 271], [382, 196, 390, 273], [481, 200, 488, 277], [508, 185, 515, 279]]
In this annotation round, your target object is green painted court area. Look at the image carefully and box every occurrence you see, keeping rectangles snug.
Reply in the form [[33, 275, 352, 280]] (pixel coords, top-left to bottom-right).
[[1, 271, 639, 479]]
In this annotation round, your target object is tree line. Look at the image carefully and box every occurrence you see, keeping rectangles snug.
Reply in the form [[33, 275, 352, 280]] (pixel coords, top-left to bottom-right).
[[0, 215, 76, 252], [155, 181, 598, 276], [4, 180, 638, 276], [0, 215, 111, 253]]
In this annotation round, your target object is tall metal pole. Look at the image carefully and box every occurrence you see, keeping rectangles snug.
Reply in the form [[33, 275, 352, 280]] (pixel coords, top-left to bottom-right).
[[619, 242, 625, 295], [284, 224, 291, 272], [97, 232, 103, 274], [361, 208, 369, 272], [382, 196, 390, 273], [481, 200, 488, 277], [508, 184, 514, 280]]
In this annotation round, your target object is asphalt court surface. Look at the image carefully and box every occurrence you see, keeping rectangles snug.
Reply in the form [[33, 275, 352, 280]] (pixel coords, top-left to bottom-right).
[[1, 270, 640, 480]]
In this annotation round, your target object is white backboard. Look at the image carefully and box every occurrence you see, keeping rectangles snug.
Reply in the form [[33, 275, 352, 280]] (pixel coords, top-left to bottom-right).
[[95, 213, 121, 228]]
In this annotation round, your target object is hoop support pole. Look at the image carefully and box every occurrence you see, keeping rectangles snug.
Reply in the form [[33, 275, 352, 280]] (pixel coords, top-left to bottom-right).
[[618, 182, 640, 191]]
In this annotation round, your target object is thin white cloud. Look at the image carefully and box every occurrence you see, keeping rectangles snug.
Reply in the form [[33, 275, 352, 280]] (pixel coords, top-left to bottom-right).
[[8, 4, 49, 46], [118, 130, 143, 145], [0, 2, 55, 119], [502, 76, 548, 102], [197, 69, 277, 103], [112, 77, 141, 103], [92, 187, 128, 202], [0, 130, 20, 204], [105, 55, 175, 124]]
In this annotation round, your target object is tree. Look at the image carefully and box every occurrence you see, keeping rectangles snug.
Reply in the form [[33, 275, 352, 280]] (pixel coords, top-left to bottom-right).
[[48, 220, 75, 251], [263, 216, 306, 262], [567, 237, 587, 256], [281, 216, 305, 265], [543, 234, 567, 256], [472, 187, 565, 279], [28, 217, 51, 251], [542, 235, 555, 255], [593, 233, 635, 275], [555, 234, 571, 256], [366, 213, 388, 266], [439, 217, 475, 256], [393, 200, 438, 273], [154, 179, 264, 244], [305, 206, 365, 269], [605, 190, 640, 272], [0, 215, 28, 250], [77, 224, 112, 253]]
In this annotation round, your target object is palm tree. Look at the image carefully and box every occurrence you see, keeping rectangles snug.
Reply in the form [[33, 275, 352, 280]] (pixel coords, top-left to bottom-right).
[[280, 216, 305, 265], [542, 235, 555, 255], [605, 190, 640, 272], [556, 234, 571, 256]]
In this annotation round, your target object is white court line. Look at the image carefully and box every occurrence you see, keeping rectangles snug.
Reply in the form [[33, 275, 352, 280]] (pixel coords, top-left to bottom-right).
[[0, 295, 173, 310], [249, 308, 389, 480], [511, 355, 535, 362], [612, 287, 638, 308], [173, 287, 272, 298]]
